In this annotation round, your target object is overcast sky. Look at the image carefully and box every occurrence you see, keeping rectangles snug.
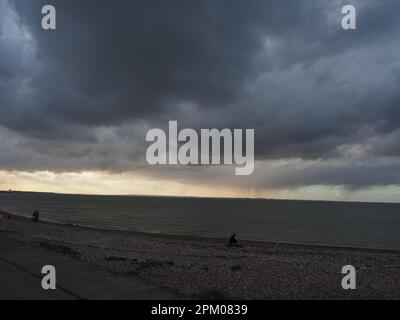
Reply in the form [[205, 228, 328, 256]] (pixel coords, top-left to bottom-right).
[[1, 0, 400, 202]]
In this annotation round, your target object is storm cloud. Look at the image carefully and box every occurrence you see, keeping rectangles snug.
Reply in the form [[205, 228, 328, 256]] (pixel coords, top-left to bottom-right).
[[1, 0, 400, 194]]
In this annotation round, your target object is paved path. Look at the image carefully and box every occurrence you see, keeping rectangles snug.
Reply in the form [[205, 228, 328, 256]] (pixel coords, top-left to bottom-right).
[[0, 233, 178, 300]]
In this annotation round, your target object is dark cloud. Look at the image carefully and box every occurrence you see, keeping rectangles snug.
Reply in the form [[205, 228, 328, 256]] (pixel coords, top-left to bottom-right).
[[7, 0, 273, 129], [1, 0, 400, 191]]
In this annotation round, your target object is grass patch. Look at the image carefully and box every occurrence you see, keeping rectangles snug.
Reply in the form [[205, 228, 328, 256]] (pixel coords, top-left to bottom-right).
[[165, 260, 175, 266], [38, 241, 79, 256], [132, 259, 175, 268], [197, 289, 228, 300], [230, 265, 242, 272], [103, 256, 128, 262], [143, 260, 165, 268], [128, 259, 175, 277], [128, 270, 141, 276]]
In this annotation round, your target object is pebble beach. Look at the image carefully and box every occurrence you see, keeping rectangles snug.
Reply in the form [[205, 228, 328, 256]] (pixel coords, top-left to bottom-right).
[[1, 212, 399, 300]]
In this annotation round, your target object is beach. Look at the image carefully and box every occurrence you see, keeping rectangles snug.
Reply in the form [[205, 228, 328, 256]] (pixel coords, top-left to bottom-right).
[[1, 212, 400, 300]]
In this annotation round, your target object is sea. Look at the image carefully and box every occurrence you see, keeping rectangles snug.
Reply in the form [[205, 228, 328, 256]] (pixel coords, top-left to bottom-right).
[[1, 192, 400, 250]]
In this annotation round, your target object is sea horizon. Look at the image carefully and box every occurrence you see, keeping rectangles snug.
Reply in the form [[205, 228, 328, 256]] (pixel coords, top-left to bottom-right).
[[2, 190, 399, 205], [1, 191, 400, 251]]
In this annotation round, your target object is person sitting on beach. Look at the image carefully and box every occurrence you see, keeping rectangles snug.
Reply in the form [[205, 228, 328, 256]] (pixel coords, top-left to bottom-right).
[[0, 212, 9, 220], [228, 233, 241, 247], [32, 210, 40, 222]]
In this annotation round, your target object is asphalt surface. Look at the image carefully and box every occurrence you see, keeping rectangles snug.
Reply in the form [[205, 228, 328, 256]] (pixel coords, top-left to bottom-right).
[[0, 233, 178, 300]]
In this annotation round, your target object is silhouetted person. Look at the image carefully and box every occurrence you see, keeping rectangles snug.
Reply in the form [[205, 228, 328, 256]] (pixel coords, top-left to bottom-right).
[[32, 210, 39, 222], [228, 233, 240, 247]]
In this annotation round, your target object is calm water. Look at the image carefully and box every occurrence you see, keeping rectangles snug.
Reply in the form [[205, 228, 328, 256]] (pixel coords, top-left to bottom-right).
[[1, 192, 400, 250]]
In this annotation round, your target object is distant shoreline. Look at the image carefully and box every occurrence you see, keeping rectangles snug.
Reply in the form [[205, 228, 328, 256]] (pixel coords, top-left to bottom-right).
[[2, 190, 400, 205], [2, 209, 399, 254]]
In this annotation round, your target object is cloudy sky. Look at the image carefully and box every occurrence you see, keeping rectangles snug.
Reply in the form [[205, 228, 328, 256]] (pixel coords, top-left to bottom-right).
[[1, 0, 400, 202]]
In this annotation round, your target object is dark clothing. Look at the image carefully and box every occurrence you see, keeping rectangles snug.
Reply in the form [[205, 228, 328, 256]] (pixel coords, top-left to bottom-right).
[[32, 210, 39, 222], [228, 234, 240, 247]]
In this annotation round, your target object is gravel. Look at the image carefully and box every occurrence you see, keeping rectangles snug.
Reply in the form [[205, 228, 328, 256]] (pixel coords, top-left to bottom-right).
[[1, 216, 399, 299]]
